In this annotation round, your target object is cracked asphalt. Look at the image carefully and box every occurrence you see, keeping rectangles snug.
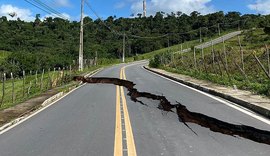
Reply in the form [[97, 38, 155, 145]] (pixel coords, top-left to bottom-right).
[[0, 61, 269, 156]]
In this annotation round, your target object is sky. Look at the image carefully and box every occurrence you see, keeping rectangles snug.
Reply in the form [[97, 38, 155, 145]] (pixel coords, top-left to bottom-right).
[[0, 0, 270, 21]]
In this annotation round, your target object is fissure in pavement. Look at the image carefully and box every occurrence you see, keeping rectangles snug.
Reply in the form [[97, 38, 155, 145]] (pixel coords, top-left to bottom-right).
[[74, 76, 270, 145]]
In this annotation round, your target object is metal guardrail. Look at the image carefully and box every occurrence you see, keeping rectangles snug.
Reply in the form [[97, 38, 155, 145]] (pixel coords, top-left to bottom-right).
[[194, 31, 242, 49], [173, 31, 242, 54]]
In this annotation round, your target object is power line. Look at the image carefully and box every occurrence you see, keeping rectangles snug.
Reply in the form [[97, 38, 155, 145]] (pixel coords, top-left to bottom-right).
[[83, 1, 248, 42], [85, 0, 123, 36], [32, 0, 66, 18], [128, 33, 168, 39], [24, 0, 53, 16], [24, 0, 67, 19]]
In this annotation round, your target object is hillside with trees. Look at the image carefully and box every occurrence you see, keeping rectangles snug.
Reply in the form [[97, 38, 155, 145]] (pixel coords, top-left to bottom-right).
[[1, 11, 270, 75]]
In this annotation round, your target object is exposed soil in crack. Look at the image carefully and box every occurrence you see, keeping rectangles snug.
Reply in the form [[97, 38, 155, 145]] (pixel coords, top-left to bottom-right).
[[74, 76, 270, 145]]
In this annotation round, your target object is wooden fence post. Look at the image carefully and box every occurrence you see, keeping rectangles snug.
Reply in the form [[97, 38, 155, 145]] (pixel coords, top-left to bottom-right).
[[23, 70, 25, 98], [266, 44, 270, 75], [58, 67, 61, 86], [11, 72, 15, 103], [211, 40, 217, 74], [170, 53, 174, 65], [35, 70, 38, 86], [201, 47, 204, 60], [40, 69, 44, 91], [61, 67, 65, 85], [193, 48, 197, 70], [52, 68, 56, 87], [252, 51, 270, 79], [47, 68, 51, 90], [238, 35, 244, 71], [223, 37, 228, 69], [201, 48, 208, 74], [69, 65, 72, 78], [27, 81, 32, 96], [214, 50, 223, 76], [95, 51, 98, 66], [1, 73, 6, 107], [217, 50, 230, 79]]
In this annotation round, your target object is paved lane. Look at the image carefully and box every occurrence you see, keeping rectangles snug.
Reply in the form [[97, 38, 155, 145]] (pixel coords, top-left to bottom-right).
[[123, 62, 270, 156], [0, 64, 125, 156]]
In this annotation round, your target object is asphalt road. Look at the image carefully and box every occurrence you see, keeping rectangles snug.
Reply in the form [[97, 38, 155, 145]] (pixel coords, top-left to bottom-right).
[[0, 61, 270, 156]]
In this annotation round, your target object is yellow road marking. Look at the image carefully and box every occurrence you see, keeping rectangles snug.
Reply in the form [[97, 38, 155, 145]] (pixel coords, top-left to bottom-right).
[[114, 85, 122, 156], [120, 67, 137, 156], [122, 67, 127, 80], [114, 66, 137, 156]]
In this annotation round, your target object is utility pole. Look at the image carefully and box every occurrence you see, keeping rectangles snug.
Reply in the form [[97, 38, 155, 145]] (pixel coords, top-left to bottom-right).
[[79, 0, 84, 71], [143, 0, 146, 17], [122, 33, 125, 63]]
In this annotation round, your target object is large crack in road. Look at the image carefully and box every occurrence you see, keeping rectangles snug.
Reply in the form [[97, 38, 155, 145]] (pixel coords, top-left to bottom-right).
[[74, 76, 270, 145]]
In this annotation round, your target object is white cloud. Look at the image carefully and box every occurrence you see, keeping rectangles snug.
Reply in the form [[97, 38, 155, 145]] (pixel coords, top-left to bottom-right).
[[0, 4, 35, 21], [130, 0, 214, 16], [0, 4, 71, 22], [248, 0, 270, 15], [54, 0, 72, 7]]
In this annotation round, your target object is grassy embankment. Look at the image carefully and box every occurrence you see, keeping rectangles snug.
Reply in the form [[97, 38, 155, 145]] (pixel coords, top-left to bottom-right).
[[0, 57, 121, 110], [128, 29, 237, 61], [148, 28, 270, 97]]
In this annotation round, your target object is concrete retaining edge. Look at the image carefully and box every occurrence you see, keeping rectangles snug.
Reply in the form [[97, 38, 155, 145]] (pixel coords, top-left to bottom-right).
[[144, 66, 270, 119], [0, 68, 102, 132]]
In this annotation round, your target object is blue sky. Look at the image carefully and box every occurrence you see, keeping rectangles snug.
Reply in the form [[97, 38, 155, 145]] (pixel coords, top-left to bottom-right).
[[0, 0, 269, 21]]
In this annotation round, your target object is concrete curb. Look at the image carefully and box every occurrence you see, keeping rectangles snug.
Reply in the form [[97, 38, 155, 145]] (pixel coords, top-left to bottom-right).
[[41, 92, 64, 107], [144, 66, 270, 119], [0, 68, 102, 133]]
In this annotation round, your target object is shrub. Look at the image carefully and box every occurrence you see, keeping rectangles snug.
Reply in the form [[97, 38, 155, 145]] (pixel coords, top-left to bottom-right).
[[149, 55, 161, 68]]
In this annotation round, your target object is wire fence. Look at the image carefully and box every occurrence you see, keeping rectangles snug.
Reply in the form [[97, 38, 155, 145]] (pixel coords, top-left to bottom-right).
[[0, 58, 98, 109], [152, 32, 270, 96]]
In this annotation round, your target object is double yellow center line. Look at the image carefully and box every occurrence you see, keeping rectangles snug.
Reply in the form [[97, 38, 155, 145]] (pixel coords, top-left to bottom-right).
[[114, 66, 137, 156]]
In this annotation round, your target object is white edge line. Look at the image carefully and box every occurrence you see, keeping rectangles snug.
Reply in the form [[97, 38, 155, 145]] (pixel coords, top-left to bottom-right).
[[142, 66, 270, 125], [0, 69, 101, 135]]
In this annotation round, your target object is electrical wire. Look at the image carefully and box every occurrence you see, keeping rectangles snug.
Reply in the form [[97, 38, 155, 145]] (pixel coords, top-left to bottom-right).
[[32, 0, 66, 18], [24, 0, 53, 16], [85, 0, 123, 36], [83, 0, 248, 40], [24, 0, 67, 19]]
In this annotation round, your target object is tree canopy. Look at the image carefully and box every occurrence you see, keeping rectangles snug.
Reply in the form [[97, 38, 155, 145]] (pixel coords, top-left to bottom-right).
[[0, 11, 270, 74]]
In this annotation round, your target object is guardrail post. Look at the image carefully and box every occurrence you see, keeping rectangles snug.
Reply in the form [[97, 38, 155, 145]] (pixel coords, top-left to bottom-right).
[[1, 73, 6, 107]]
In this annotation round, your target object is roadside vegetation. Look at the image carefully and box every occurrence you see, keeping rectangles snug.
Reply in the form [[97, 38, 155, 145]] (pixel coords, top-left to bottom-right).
[[0, 65, 96, 110], [0, 59, 121, 110], [0, 11, 267, 75], [149, 28, 270, 97], [1, 10, 270, 109]]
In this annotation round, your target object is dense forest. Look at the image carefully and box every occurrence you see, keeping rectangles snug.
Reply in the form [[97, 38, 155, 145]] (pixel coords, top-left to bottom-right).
[[1, 11, 270, 74]]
